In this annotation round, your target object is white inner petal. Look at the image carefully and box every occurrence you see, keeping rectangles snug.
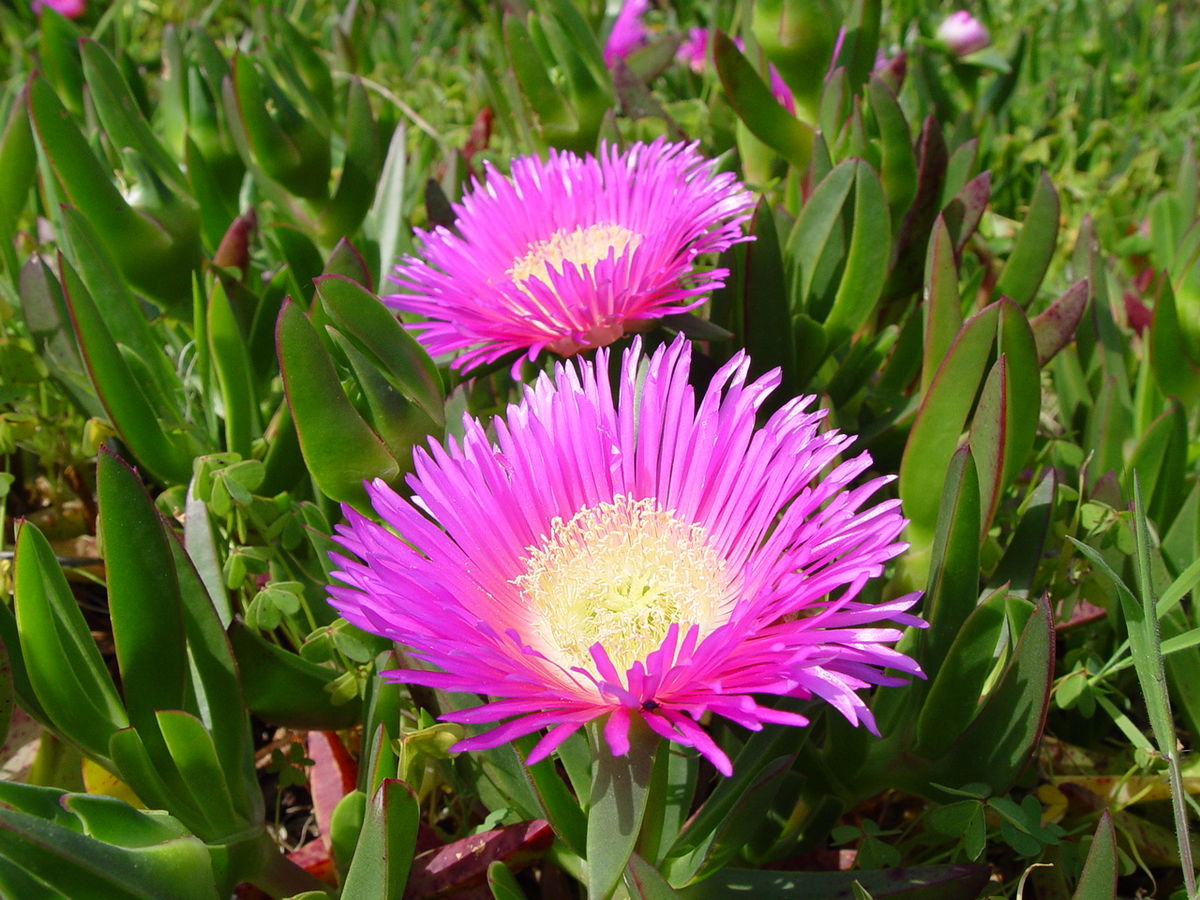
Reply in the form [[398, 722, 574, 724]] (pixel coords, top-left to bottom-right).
[[514, 495, 736, 673], [507, 223, 643, 288]]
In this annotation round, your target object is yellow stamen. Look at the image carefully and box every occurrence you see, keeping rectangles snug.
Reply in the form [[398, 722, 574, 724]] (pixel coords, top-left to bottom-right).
[[507, 223, 642, 287], [514, 495, 735, 673]]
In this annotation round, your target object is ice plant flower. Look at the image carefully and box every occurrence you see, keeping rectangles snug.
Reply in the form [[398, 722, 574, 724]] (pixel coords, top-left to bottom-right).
[[386, 140, 755, 373], [329, 337, 923, 776], [604, 0, 651, 66], [936, 11, 990, 56]]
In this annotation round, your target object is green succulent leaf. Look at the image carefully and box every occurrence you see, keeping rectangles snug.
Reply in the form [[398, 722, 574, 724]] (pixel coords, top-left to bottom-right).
[[994, 172, 1059, 309], [276, 297, 401, 509], [316, 274, 444, 423], [59, 256, 195, 484], [936, 593, 1054, 797], [822, 161, 892, 352], [921, 216, 963, 393], [339, 779, 420, 900], [13, 522, 128, 763], [79, 39, 189, 195], [228, 620, 362, 731], [97, 450, 191, 733], [0, 804, 218, 900], [1071, 811, 1117, 900], [900, 302, 1000, 546], [714, 31, 814, 171]]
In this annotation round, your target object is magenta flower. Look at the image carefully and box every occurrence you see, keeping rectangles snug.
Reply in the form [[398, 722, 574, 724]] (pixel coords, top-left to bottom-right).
[[936, 11, 990, 56], [604, 0, 651, 66], [31, 0, 85, 16], [676, 27, 710, 74], [386, 140, 755, 373], [329, 337, 923, 775]]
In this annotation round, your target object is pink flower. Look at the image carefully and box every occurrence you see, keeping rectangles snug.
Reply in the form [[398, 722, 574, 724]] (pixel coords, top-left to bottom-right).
[[31, 0, 85, 16], [604, 0, 651, 66], [329, 337, 923, 776], [386, 140, 755, 373], [677, 27, 709, 74], [677, 28, 796, 115], [936, 11, 990, 56]]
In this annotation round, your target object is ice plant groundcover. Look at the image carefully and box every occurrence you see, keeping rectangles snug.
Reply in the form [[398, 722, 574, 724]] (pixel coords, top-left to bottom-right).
[[329, 336, 924, 777], [4, 0, 1197, 896]]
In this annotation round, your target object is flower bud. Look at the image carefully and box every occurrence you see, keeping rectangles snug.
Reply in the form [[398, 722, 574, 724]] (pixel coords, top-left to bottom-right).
[[32, 0, 85, 19], [936, 11, 990, 57]]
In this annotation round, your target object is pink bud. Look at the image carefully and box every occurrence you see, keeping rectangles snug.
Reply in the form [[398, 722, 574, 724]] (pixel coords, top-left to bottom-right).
[[937, 11, 990, 56], [31, 0, 86, 17]]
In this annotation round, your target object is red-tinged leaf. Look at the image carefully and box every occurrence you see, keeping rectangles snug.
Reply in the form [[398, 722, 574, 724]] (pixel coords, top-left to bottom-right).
[[995, 172, 1060, 309], [922, 215, 962, 393], [1032, 279, 1088, 365], [60, 255, 195, 485], [322, 238, 372, 291], [1055, 598, 1108, 631], [884, 116, 947, 300], [995, 298, 1040, 489], [405, 820, 553, 898], [307, 731, 359, 853], [943, 171, 991, 254]]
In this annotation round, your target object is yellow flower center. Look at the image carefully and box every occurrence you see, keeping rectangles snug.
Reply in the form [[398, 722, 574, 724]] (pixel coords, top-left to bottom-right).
[[507, 223, 643, 287], [514, 495, 735, 674]]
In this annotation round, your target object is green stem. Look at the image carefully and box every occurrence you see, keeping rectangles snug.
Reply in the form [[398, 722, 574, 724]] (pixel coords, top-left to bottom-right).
[[213, 829, 328, 899], [251, 832, 330, 898], [585, 717, 661, 900]]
